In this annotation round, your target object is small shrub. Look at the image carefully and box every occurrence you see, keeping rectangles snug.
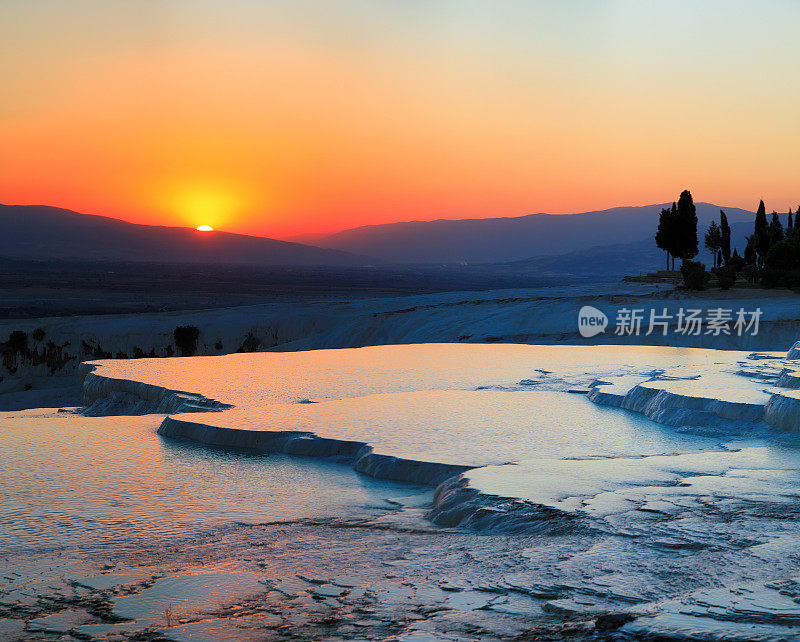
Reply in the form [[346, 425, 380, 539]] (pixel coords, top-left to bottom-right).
[[81, 341, 112, 359], [7, 330, 28, 354], [173, 325, 200, 357], [716, 264, 737, 290], [32, 327, 46, 342], [215, 340, 223, 351], [38, 340, 71, 374], [728, 254, 746, 272], [785, 270, 800, 291], [740, 265, 759, 285], [759, 267, 781, 289], [237, 332, 261, 353], [1, 331, 29, 373], [765, 239, 800, 272], [680, 260, 710, 290]]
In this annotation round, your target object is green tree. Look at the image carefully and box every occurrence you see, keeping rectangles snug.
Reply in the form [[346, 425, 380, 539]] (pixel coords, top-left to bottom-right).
[[704, 221, 722, 268], [676, 190, 698, 261], [730, 247, 745, 272], [744, 238, 757, 265], [670, 202, 678, 265], [719, 210, 731, 262], [716, 263, 737, 290], [769, 211, 784, 246], [753, 200, 770, 266], [755, 199, 767, 229], [173, 325, 200, 357], [680, 260, 709, 290], [655, 205, 680, 269], [765, 238, 800, 272]]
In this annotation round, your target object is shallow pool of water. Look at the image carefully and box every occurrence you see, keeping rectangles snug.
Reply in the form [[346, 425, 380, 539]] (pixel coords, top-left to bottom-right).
[[172, 389, 721, 467], [87, 343, 751, 407], [0, 412, 422, 555]]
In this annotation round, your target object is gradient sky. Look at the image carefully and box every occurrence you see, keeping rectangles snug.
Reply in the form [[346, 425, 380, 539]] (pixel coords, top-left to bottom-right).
[[1, 1, 798, 238]]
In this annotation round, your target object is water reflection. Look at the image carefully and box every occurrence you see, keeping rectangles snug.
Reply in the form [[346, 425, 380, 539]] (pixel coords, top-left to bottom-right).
[[0, 412, 422, 555]]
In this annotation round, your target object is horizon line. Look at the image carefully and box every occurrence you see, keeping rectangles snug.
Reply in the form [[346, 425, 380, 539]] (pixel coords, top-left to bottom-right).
[[2, 198, 760, 242]]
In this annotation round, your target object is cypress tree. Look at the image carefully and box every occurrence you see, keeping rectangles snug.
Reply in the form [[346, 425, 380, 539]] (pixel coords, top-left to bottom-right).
[[655, 202, 681, 270], [755, 200, 767, 229], [744, 238, 756, 265], [704, 221, 722, 268], [719, 210, 731, 262], [655, 206, 681, 270], [788, 208, 793, 229], [754, 200, 769, 266], [769, 211, 784, 246], [676, 190, 698, 261], [671, 202, 677, 269]]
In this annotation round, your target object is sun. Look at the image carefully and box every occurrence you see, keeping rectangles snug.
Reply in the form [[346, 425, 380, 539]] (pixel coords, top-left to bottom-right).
[[154, 177, 259, 233]]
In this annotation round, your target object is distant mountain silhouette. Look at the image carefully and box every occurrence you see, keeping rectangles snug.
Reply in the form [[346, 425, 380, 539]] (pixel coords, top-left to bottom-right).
[[0, 205, 371, 267], [4, 202, 760, 276], [307, 203, 756, 264], [480, 220, 754, 279]]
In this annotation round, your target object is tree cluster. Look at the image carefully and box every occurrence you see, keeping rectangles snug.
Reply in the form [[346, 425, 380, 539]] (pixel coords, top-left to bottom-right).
[[654, 192, 800, 290], [174, 325, 200, 357], [711, 201, 800, 289], [655, 190, 699, 270], [703, 209, 731, 270], [754, 203, 800, 287]]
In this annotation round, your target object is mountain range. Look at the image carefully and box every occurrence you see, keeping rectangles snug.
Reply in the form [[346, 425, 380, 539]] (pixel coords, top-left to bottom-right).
[[302, 203, 756, 265], [2, 201, 759, 277], [0, 205, 369, 267]]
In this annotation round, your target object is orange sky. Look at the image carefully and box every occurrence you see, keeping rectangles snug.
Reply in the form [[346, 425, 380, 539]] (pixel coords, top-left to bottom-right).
[[1, 1, 799, 238]]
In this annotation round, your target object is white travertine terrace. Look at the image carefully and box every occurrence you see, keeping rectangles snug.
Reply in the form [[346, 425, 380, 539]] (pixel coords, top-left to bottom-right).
[[74, 339, 800, 637]]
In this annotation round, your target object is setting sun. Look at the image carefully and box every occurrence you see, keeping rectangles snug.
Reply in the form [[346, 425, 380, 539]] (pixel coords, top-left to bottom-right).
[[154, 179, 256, 233], [5, 3, 800, 638]]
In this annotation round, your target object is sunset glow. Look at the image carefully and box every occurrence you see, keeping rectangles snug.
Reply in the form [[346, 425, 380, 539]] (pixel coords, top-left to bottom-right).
[[196, 224, 214, 232], [2, 1, 799, 239]]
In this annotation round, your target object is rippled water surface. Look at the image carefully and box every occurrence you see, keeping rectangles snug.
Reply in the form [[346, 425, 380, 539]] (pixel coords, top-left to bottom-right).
[[0, 412, 420, 555], [88, 343, 751, 407], [4, 344, 744, 557], [4, 343, 800, 640], [175, 390, 720, 466]]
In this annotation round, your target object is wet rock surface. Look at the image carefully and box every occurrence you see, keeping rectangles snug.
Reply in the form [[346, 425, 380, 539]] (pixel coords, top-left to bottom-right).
[[3, 499, 800, 641], [6, 342, 800, 639]]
